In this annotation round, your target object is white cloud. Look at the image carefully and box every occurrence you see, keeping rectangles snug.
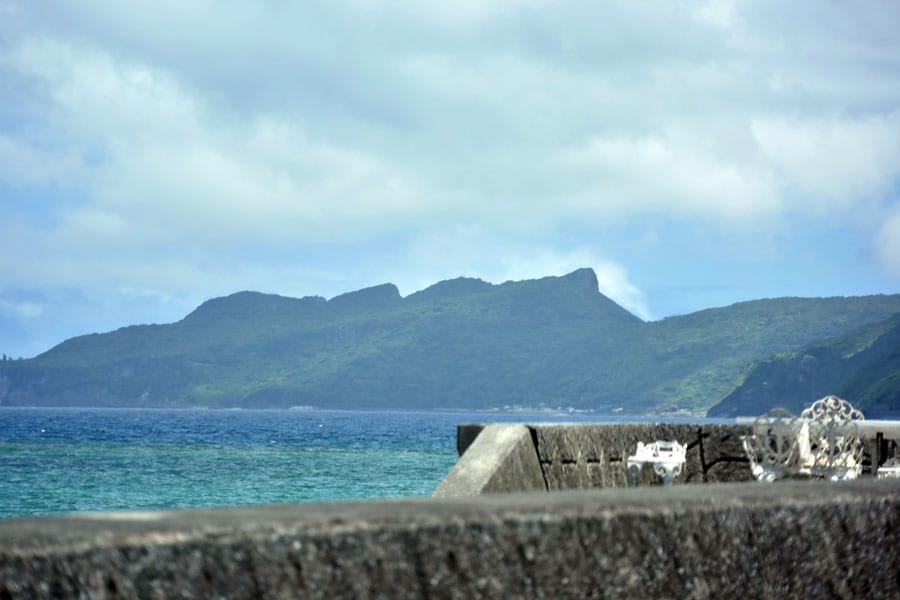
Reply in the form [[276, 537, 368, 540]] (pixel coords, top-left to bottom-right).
[[559, 133, 780, 221], [752, 111, 900, 211], [346, 0, 550, 26], [5, 4, 899, 244], [689, 0, 737, 30], [4, 38, 430, 251], [2, 0, 900, 357]]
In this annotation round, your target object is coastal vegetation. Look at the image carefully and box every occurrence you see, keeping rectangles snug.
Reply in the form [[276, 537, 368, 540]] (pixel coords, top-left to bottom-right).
[[707, 312, 900, 418], [1, 268, 899, 415]]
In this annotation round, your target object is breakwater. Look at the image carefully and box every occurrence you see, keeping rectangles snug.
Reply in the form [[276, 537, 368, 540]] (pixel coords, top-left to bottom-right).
[[435, 421, 900, 495], [2, 421, 900, 598]]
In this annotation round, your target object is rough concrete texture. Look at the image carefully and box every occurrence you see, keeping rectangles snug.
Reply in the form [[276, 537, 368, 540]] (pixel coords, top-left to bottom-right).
[[2, 479, 899, 599], [693, 423, 755, 483], [433, 424, 545, 497], [442, 422, 900, 496], [531, 423, 756, 489]]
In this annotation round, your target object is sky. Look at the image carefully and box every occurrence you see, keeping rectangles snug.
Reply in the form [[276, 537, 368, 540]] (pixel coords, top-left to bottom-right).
[[1, 1, 900, 358]]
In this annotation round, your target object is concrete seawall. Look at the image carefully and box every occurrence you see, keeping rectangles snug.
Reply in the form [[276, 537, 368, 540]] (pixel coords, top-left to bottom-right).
[[436, 421, 900, 496], [3, 421, 900, 598], [2, 480, 899, 598]]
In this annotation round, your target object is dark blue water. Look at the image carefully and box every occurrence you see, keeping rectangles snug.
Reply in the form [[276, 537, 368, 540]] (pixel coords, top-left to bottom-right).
[[0, 408, 719, 519]]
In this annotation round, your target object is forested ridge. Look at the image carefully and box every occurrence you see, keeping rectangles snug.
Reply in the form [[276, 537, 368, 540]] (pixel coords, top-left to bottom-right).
[[708, 312, 900, 418], [2, 268, 899, 415]]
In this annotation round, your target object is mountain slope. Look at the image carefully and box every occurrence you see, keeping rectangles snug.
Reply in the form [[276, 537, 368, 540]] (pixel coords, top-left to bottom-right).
[[2, 269, 900, 414], [707, 313, 900, 418]]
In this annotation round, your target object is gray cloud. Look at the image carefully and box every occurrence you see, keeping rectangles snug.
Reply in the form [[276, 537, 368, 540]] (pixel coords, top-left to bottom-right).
[[1, 0, 899, 355]]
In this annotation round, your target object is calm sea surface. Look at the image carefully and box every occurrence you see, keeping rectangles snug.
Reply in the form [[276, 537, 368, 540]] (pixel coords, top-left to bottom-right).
[[0, 408, 718, 519]]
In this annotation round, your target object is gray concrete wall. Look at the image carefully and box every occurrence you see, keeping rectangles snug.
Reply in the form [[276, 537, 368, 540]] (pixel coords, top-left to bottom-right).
[[442, 423, 753, 495], [2, 479, 899, 598], [532, 422, 752, 489], [433, 424, 545, 498], [442, 421, 900, 495]]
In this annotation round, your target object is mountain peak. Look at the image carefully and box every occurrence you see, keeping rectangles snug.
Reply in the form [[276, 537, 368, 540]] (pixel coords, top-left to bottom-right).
[[406, 277, 493, 303], [560, 267, 600, 292], [183, 291, 320, 322], [4, 277, 900, 415], [328, 283, 401, 309]]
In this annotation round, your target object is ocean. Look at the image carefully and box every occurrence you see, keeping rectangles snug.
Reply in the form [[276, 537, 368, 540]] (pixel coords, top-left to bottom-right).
[[0, 407, 710, 519]]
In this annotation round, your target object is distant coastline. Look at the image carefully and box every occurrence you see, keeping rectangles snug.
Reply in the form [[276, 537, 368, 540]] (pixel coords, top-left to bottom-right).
[[3, 271, 898, 418]]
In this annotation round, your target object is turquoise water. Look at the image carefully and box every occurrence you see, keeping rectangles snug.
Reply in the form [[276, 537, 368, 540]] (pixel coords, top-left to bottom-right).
[[0, 407, 721, 519], [1, 408, 468, 518], [3, 441, 454, 517]]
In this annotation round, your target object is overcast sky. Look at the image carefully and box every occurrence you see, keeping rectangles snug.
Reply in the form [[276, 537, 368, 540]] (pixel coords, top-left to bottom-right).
[[2, 1, 900, 358]]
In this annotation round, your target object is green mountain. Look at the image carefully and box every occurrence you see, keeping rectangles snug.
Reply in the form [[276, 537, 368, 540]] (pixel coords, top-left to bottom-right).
[[2, 268, 899, 414], [706, 312, 900, 418]]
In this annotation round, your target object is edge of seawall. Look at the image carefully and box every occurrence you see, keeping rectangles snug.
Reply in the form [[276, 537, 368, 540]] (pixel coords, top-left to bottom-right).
[[3, 479, 899, 598]]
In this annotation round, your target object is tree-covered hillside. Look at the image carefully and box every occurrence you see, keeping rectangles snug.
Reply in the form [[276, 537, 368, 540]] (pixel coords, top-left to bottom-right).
[[707, 312, 900, 418], [2, 268, 899, 414]]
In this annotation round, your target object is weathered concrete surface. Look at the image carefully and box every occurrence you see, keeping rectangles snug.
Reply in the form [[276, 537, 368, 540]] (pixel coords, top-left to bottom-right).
[[533, 423, 706, 488], [444, 421, 900, 494], [2, 480, 899, 599], [530, 423, 757, 489], [448, 422, 755, 492], [697, 423, 755, 482], [433, 424, 545, 497]]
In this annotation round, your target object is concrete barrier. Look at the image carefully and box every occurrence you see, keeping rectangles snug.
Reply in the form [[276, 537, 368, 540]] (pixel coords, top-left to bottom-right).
[[433, 424, 545, 497], [4, 421, 900, 598], [2, 480, 899, 598], [439, 421, 900, 495], [438, 422, 755, 495]]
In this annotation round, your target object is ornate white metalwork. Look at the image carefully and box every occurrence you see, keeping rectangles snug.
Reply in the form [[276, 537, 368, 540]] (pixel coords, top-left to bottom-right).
[[800, 395, 865, 422], [626, 440, 686, 486], [742, 408, 802, 481], [742, 397, 865, 482], [800, 396, 864, 480]]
